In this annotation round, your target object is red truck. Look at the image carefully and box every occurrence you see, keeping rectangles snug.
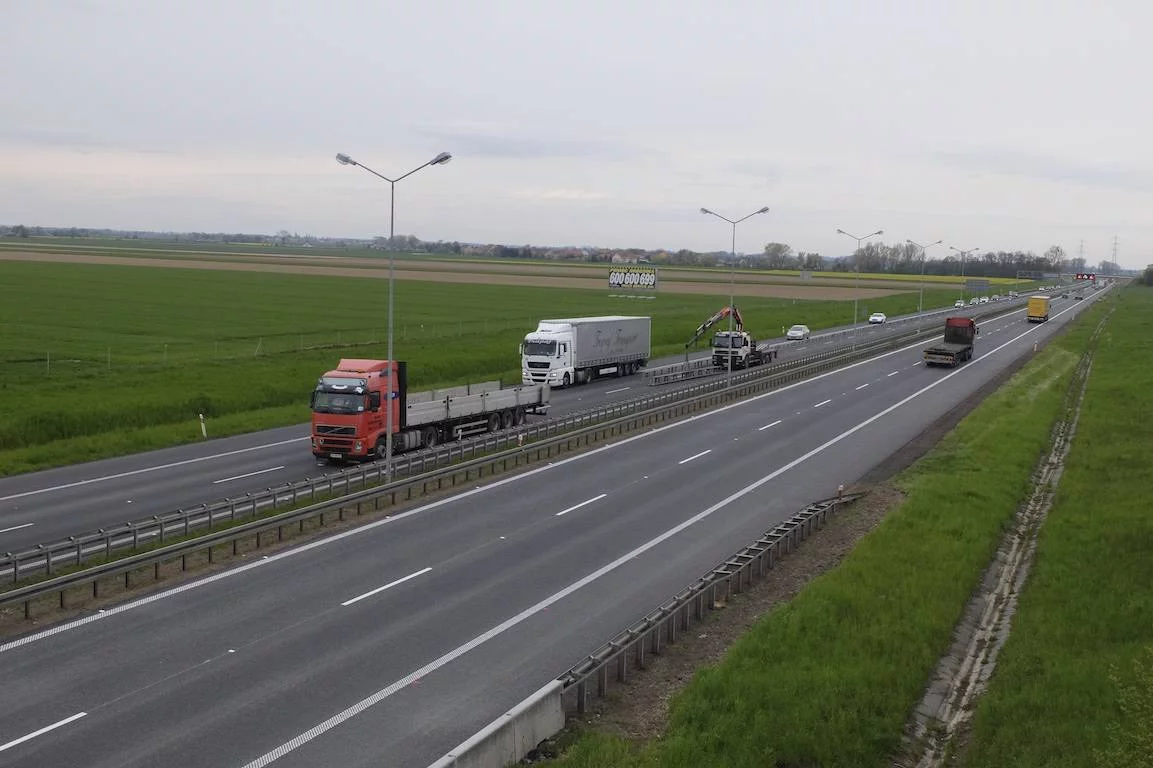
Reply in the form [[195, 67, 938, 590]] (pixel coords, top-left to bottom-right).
[[923, 317, 979, 367], [311, 358, 550, 462]]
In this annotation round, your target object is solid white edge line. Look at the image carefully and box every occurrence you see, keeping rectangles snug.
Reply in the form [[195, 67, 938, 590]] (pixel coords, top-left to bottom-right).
[[244, 303, 1076, 768], [0, 711, 87, 753], [0, 523, 35, 534], [814, 399, 832, 408], [758, 420, 782, 431], [678, 449, 712, 465], [555, 493, 608, 517], [341, 567, 433, 607], [212, 466, 287, 485], [0, 437, 309, 502], [4, 303, 1062, 656], [604, 387, 631, 395]]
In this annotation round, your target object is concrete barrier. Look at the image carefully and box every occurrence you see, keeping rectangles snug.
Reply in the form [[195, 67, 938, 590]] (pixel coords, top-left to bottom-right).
[[426, 680, 565, 768]]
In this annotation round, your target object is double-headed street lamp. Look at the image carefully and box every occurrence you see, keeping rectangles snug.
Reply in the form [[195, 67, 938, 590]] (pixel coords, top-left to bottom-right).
[[907, 238, 943, 312], [949, 246, 979, 301], [335, 150, 453, 481], [700, 206, 770, 384], [835, 228, 884, 326]]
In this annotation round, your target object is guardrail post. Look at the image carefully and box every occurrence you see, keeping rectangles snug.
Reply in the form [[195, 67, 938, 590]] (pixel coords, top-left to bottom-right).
[[576, 681, 588, 715]]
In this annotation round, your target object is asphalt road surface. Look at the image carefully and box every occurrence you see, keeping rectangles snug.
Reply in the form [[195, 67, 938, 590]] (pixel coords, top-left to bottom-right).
[[0, 301, 1027, 553], [0, 289, 1104, 767]]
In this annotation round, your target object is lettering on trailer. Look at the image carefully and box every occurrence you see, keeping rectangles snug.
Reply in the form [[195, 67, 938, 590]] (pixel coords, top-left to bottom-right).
[[607, 266, 658, 290], [591, 328, 642, 354], [1074, 272, 1097, 281]]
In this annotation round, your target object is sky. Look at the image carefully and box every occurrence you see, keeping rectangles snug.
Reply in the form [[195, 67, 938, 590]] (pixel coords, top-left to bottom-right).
[[2, 0, 1151, 268]]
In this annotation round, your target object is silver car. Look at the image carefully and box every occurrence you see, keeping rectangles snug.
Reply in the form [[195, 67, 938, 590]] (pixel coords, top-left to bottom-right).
[[786, 324, 811, 341]]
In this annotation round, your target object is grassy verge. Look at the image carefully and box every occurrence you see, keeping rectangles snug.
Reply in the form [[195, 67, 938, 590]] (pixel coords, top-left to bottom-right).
[[959, 287, 1153, 767], [548, 288, 1111, 767], [0, 260, 955, 475]]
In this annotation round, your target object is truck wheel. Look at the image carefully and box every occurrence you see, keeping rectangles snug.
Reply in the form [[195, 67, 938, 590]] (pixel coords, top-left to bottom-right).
[[422, 426, 438, 449], [487, 413, 501, 433], [501, 409, 514, 429], [562, 373, 571, 387], [513, 406, 526, 426], [373, 439, 387, 459]]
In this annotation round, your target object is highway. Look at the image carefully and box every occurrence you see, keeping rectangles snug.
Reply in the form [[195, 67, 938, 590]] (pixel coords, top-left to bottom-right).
[[0, 289, 1104, 767], [0, 301, 987, 553]]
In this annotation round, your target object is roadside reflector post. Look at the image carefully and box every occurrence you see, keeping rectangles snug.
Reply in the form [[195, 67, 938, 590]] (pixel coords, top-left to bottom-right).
[[199, 413, 207, 438], [837, 484, 844, 499]]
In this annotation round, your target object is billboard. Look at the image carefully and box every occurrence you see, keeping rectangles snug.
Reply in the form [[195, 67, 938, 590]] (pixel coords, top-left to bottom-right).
[[1074, 272, 1097, 281], [608, 265, 658, 290]]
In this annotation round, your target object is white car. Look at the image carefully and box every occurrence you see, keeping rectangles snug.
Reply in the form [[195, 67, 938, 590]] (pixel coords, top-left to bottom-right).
[[979, 296, 990, 304], [969, 297, 980, 306], [786, 324, 811, 341], [868, 312, 887, 324], [954, 299, 966, 308]]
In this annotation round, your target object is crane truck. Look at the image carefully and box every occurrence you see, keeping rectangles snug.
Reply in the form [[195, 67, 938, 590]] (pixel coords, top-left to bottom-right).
[[311, 358, 550, 462], [520, 316, 650, 387], [685, 305, 772, 370], [923, 317, 979, 367]]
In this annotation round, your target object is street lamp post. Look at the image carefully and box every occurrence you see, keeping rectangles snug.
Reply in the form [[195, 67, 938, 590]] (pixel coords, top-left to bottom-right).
[[335, 150, 452, 481], [835, 228, 884, 326], [700, 206, 770, 385], [949, 246, 979, 302], [907, 239, 943, 312]]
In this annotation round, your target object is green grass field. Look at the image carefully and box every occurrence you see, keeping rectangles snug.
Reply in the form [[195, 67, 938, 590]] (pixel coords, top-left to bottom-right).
[[959, 287, 1153, 767], [0, 259, 963, 475], [547, 287, 1114, 768]]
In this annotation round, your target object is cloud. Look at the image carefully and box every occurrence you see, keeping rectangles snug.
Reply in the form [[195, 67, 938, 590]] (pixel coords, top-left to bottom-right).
[[935, 148, 1152, 194], [414, 123, 653, 163]]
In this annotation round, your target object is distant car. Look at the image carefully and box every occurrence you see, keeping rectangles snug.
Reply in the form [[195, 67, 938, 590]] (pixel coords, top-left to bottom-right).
[[868, 312, 887, 324], [954, 299, 966, 308], [786, 324, 811, 341], [979, 296, 990, 304], [969, 297, 980, 306], [991, 294, 1001, 301]]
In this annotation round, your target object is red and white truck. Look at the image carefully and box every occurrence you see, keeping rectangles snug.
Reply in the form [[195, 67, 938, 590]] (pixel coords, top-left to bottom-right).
[[311, 358, 550, 461]]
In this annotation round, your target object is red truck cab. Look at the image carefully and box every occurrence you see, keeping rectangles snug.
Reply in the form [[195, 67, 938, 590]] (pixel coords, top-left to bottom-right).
[[310, 359, 405, 461]]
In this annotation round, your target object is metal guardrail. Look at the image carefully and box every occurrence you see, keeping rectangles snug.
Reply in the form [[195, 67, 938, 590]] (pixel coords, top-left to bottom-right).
[[643, 356, 718, 385], [557, 492, 865, 715], [0, 300, 1028, 599]]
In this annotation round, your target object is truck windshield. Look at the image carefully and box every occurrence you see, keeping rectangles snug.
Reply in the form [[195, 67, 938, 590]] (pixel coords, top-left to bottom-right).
[[312, 392, 366, 414], [522, 340, 557, 356], [712, 334, 742, 348]]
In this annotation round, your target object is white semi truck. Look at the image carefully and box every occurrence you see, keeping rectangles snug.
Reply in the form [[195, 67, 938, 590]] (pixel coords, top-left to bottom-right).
[[521, 316, 651, 387]]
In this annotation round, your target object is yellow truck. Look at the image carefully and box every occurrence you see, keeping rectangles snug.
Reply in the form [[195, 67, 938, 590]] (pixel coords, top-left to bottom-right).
[[1027, 295, 1051, 323]]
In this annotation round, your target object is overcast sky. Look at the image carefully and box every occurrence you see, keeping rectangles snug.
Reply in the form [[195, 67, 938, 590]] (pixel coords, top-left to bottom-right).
[[3, 1, 1150, 267]]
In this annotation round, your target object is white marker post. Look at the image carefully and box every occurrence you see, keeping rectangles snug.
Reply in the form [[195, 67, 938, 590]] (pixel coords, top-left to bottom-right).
[[199, 413, 207, 439]]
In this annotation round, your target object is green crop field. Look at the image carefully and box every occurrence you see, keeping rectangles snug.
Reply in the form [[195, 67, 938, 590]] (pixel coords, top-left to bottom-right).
[[960, 287, 1153, 768], [546, 288, 1114, 767], [0, 259, 962, 475]]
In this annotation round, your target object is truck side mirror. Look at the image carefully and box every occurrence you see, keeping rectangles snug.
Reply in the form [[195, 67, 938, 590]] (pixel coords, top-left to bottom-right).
[[309, 392, 317, 408], [369, 392, 381, 410]]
